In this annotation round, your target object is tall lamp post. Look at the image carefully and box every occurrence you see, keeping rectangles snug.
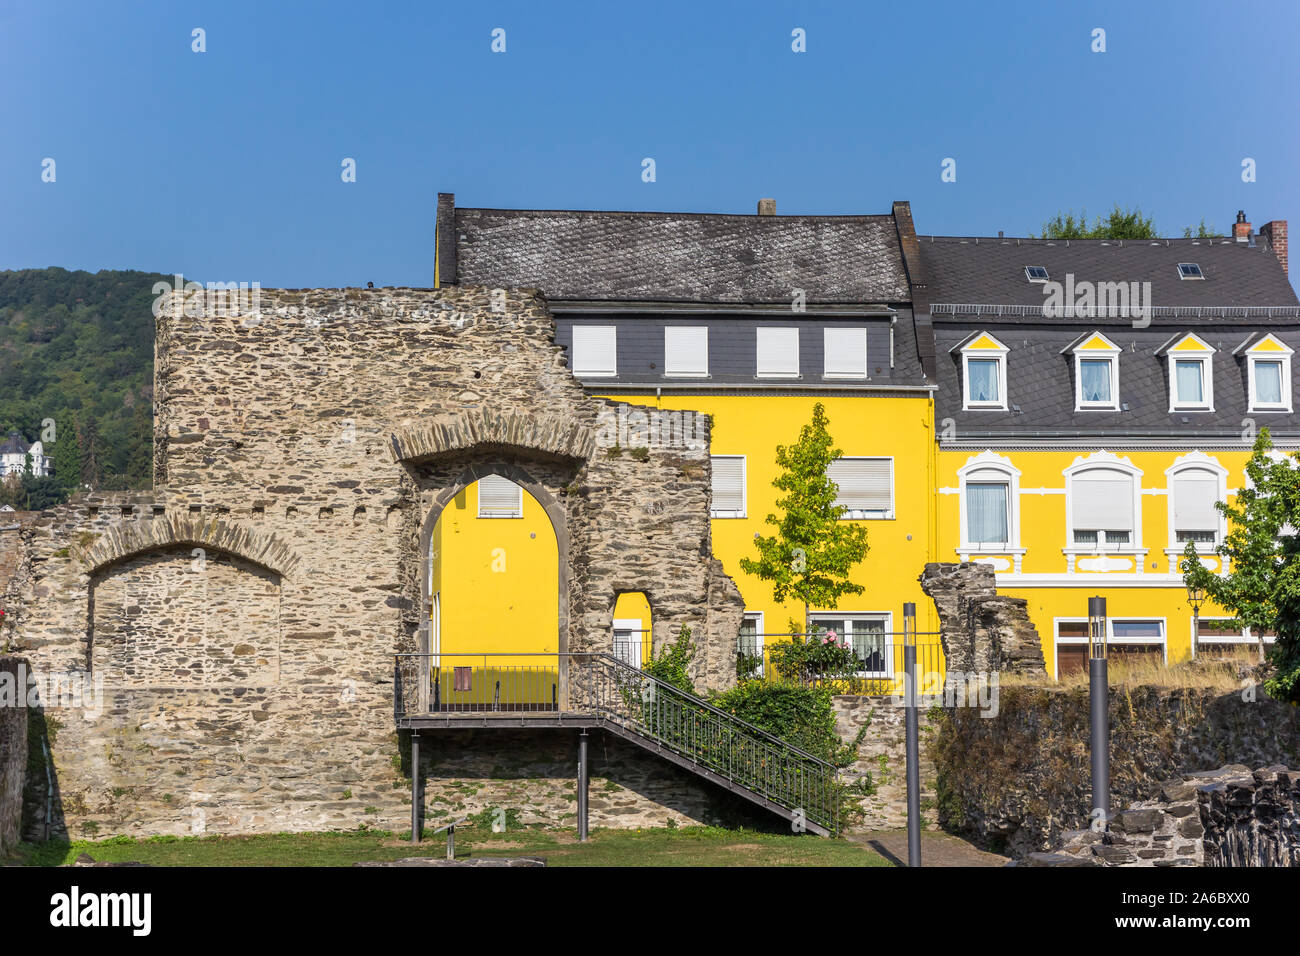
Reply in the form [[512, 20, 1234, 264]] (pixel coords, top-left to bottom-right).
[[1186, 584, 1204, 660], [903, 601, 920, 867], [1088, 596, 1109, 829]]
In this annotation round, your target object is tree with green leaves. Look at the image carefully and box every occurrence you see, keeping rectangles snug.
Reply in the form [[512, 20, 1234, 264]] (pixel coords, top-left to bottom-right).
[[1036, 205, 1158, 240], [739, 403, 870, 636], [1181, 428, 1300, 702]]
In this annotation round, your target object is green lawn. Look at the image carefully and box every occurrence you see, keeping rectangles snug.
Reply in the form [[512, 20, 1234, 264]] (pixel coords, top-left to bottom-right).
[[9, 825, 892, 867]]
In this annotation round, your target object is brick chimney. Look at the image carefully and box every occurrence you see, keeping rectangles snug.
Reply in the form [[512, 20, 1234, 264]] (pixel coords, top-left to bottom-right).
[[1233, 209, 1252, 242], [757, 198, 776, 216], [1259, 220, 1289, 276]]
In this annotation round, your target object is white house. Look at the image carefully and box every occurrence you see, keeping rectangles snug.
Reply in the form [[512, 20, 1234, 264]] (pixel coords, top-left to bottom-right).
[[0, 430, 51, 478]]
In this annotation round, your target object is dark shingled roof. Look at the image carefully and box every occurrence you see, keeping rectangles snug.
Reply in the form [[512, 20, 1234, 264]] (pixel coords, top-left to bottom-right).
[[0, 430, 30, 456], [917, 235, 1298, 310], [453, 207, 912, 304]]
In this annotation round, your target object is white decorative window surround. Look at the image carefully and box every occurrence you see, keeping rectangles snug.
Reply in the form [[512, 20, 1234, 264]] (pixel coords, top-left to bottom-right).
[[1164, 452, 1227, 565], [1163, 333, 1215, 412], [665, 326, 709, 377], [757, 327, 800, 378], [956, 451, 1025, 572], [1063, 451, 1145, 572], [571, 325, 617, 377], [1239, 334, 1294, 413], [1065, 332, 1121, 411], [823, 328, 868, 379], [956, 332, 1008, 410]]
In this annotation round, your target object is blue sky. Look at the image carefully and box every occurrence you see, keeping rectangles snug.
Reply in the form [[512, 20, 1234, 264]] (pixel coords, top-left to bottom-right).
[[3, 0, 1297, 288]]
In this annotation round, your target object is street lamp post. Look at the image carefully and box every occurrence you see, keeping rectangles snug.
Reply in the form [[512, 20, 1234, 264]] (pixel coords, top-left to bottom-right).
[[1088, 596, 1109, 829], [903, 601, 920, 868], [1186, 584, 1204, 660]]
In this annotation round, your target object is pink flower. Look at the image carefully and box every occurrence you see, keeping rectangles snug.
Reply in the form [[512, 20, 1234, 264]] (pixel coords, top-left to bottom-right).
[[826, 629, 838, 640]]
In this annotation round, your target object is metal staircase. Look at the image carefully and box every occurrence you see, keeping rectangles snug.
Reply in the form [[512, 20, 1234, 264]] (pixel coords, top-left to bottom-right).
[[394, 652, 840, 836]]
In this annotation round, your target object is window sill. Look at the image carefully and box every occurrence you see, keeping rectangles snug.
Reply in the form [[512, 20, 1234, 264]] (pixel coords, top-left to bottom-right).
[[710, 512, 747, 519]]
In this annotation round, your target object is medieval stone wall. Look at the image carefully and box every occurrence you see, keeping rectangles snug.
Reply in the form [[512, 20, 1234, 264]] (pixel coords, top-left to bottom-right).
[[1, 286, 745, 839], [0, 657, 27, 856], [919, 562, 1046, 677]]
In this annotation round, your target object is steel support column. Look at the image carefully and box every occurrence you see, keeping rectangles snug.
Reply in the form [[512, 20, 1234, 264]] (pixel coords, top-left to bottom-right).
[[410, 732, 421, 844], [578, 729, 590, 842]]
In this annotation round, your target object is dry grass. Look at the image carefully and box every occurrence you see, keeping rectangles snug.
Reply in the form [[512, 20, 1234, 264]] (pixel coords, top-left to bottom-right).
[[1003, 648, 1263, 693]]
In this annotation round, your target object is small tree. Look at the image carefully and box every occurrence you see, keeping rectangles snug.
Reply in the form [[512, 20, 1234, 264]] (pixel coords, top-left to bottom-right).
[[1036, 205, 1158, 240], [739, 403, 870, 636], [1182, 428, 1300, 701]]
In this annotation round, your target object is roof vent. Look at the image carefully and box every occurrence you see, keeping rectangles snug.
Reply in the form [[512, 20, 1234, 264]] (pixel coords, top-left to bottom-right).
[[757, 198, 776, 216]]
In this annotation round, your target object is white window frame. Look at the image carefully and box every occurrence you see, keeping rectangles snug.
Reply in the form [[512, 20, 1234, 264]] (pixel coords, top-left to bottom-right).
[[477, 474, 524, 519], [756, 327, 800, 379], [570, 325, 617, 377], [822, 327, 868, 379], [1071, 334, 1121, 411], [1064, 451, 1143, 553], [1053, 617, 1167, 679], [958, 333, 1009, 410], [828, 456, 894, 520], [1166, 335, 1215, 412], [808, 611, 893, 679], [1246, 339, 1293, 413], [1164, 452, 1227, 555], [613, 617, 647, 669], [739, 611, 765, 676], [710, 455, 746, 518], [1192, 616, 1277, 650], [664, 326, 709, 378], [956, 451, 1022, 555]]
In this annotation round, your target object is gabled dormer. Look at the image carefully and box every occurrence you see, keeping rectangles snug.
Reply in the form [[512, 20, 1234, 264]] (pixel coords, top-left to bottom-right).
[[1061, 332, 1121, 411], [1157, 332, 1215, 412], [1234, 333, 1294, 413], [953, 332, 1008, 410]]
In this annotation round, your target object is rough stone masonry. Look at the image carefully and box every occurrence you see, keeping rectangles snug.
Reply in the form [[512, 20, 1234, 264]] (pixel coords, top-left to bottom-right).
[[0, 286, 745, 839]]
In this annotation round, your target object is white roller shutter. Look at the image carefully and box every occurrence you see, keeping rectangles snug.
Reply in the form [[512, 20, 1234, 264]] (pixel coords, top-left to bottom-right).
[[757, 327, 799, 377], [478, 474, 523, 518], [824, 328, 868, 378], [665, 327, 708, 376], [1174, 470, 1219, 531], [828, 458, 892, 516], [1071, 469, 1134, 531], [711, 456, 745, 516], [571, 326, 617, 376]]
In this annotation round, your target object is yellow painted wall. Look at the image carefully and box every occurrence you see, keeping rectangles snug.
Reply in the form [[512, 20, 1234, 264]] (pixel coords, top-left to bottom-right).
[[937, 447, 1256, 677], [601, 393, 940, 643], [613, 591, 652, 665], [431, 479, 558, 661]]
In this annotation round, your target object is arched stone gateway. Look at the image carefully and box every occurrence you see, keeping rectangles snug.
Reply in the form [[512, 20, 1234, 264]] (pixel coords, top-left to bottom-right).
[[2, 286, 746, 841]]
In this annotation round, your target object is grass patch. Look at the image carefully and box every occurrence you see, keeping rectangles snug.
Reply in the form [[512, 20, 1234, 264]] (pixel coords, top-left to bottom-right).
[[6, 826, 891, 868], [1002, 648, 1263, 693]]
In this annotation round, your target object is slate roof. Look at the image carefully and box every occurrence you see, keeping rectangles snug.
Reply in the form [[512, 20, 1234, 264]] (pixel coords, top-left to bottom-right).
[[0, 431, 30, 456], [917, 235, 1298, 311], [451, 207, 912, 304]]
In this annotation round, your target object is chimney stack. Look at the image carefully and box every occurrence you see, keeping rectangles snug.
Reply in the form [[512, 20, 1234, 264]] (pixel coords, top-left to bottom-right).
[[1259, 220, 1289, 276], [1233, 209, 1252, 243], [757, 198, 776, 216]]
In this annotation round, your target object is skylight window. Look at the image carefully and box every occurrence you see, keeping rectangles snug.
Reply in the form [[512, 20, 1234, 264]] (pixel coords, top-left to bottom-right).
[[1025, 266, 1050, 282], [1178, 263, 1204, 280]]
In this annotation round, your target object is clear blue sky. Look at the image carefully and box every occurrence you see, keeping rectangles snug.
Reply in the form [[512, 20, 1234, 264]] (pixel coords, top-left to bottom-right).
[[3, 0, 1297, 289]]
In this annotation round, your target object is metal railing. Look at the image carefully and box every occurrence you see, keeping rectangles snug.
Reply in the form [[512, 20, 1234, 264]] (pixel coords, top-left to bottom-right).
[[393, 651, 840, 835], [737, 632, 947, 695]]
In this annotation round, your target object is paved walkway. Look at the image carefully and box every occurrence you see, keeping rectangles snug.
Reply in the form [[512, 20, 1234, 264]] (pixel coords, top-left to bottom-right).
[[848, 830, 1008, 867]]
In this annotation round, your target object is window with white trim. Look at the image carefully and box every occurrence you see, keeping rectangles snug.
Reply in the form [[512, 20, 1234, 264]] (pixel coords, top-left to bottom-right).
[[827, 457, 893, 519], [1248, 354, 1292, 412], [958, 334, 1008, 410], [1195, 618, 1276, 646], [570, 325, 617, 377], [1070, 334, 1121, 411], [1166, 335, 1214, 411], [957, 453, 1021, 553], [1068, 465, 1138, 548], [756, 327, 799, 378], [1055, 619, 1165, 678], [808, 613, 891, 677], [823, 328, 868, 379], [1170, 466, 1222, 547], [477, 474, 523, 518], [738, 612, 765, 677], [710, 455, 746, 518], [664, 326, 708, 377]]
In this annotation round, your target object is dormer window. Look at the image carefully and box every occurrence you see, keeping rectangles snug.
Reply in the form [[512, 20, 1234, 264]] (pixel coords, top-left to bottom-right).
[[1065, 332, 1121, 411], [1025, 266, 1050, 283], [1238, 333, 1294, 413], [1177, 263, 1204, 280], [1162, 333, 1214, 412], [955, 332, 1009, 410]]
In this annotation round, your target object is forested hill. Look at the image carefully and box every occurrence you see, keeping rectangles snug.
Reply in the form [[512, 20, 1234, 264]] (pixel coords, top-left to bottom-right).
[[0, 267, 166, 508]]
